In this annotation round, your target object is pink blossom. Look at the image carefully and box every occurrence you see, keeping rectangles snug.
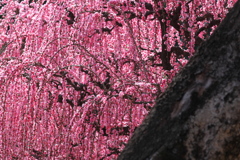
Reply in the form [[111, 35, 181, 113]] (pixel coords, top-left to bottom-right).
[[0, 0, 234, 159]]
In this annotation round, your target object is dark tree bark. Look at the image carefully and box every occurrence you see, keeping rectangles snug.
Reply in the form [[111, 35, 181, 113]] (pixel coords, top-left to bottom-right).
[[118, 1, 240, 160]]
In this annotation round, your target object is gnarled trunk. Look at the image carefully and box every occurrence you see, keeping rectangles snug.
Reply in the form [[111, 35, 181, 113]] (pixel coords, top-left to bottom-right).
[[118, 1, 240, 159]]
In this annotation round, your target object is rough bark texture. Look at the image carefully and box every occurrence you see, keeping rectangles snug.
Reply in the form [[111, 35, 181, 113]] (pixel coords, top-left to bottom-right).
[[118, 1, 240, 160]]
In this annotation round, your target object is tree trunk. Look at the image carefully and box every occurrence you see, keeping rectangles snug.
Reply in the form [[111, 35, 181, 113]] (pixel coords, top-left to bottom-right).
[[118, 1, 240, 160]]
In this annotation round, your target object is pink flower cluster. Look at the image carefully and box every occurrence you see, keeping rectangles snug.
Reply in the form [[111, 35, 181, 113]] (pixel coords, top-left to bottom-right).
[[0, 0, 236, 159]]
